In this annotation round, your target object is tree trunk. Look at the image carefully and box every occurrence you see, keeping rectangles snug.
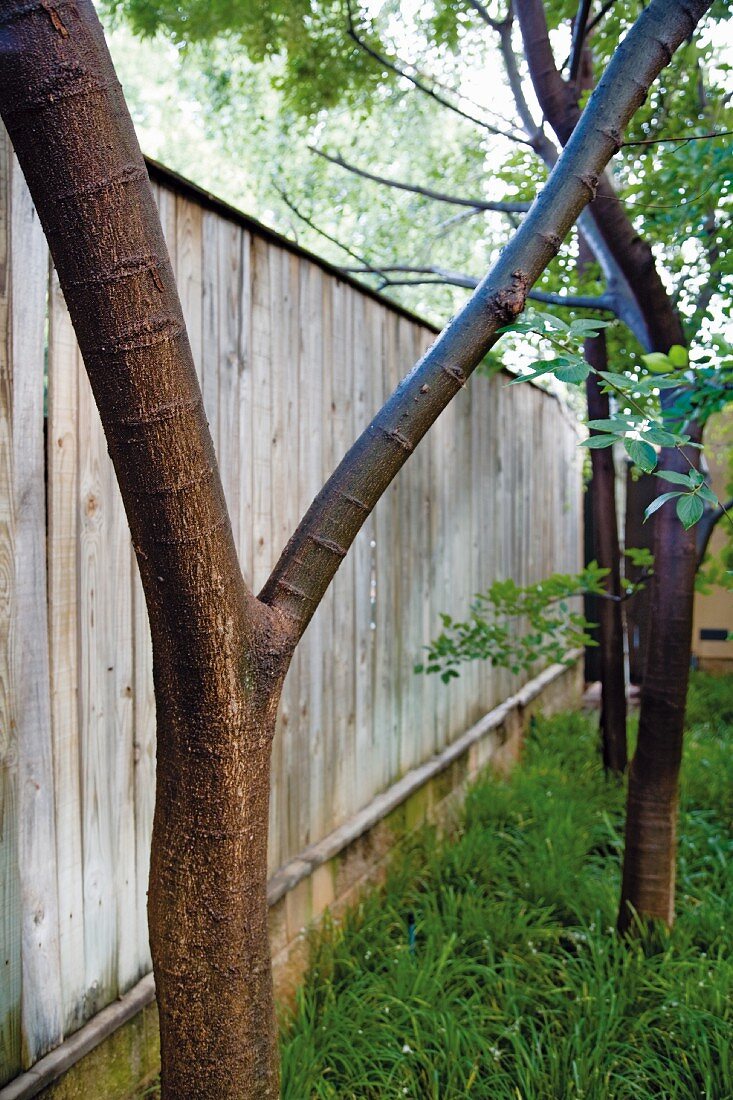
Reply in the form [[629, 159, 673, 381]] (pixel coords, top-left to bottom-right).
[[624, 469, 657, 684], [515, 0, 704, 927], [585, 356, 627, 774], [618, 445, 698, 932], [577, 219, 627, 774], [149, 676, 287, 1097], [0, 3, 293, 1094]]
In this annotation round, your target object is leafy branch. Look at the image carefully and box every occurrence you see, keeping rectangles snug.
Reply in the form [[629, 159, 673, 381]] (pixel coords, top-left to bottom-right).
[[503, 312, 733, 531]]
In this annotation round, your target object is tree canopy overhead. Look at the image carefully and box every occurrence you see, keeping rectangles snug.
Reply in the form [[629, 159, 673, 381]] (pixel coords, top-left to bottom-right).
[[105, 0, 732, 344]]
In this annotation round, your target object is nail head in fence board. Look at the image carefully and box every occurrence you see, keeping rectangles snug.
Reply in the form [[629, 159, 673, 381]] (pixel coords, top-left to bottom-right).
[[11, 158, 64, 1064], [0, 127, 22, 1088], [47, 275, 86, 1034]]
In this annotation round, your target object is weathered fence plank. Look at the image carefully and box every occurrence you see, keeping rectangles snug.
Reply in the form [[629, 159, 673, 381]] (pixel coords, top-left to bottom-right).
[[11, 160, 64, 1065], [47, 279, 86, 1036], [0, 127, 20, 1091]]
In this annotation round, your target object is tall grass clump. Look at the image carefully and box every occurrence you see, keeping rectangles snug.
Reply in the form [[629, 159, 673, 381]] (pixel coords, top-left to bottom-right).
[[280, 672, 733, 1100]]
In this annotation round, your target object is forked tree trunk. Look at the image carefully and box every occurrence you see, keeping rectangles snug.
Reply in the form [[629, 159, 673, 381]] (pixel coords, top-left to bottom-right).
[[0, 0, 711, 1093], [0, 3, 293, 1093], [585, 351, 627, 774], [618, 445, 699, 931]]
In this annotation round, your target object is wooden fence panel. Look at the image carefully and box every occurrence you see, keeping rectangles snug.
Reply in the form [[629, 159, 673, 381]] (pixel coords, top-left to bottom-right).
[[0, 129, 20, 1091], [0, 140, 583, 1083]]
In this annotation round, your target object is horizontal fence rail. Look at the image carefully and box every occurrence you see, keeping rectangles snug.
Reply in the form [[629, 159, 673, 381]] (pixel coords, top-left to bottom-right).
[[0, 129, 582, 1084]]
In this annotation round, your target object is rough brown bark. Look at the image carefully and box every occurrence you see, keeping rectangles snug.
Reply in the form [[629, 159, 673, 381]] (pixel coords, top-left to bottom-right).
[[0, 3, 292, 1095], [618, 444, 699, 932], [0, 0, 713, 1091], [585, 353, 627, 774]]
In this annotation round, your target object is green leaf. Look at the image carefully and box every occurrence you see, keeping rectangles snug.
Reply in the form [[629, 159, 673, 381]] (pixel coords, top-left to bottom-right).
[[599, 370, 636, 389], [667, 344, 689, 368], [625, 438, 657, 473], [656, 469, 695, 487], [676, 494, 704, 529], [641, 352, 671, 374], [586, 418, 630, 432], [698, 483, 718, 504], [555, 361, 591, 384], [643, 425, 679, 447], [568, 319, 613, 337], [580, 435, 617, 449], [644, 491, 683, 520]]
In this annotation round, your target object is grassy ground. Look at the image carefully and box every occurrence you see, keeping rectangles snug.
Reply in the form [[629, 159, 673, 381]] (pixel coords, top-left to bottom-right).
[[280, 672, 733, 1099]]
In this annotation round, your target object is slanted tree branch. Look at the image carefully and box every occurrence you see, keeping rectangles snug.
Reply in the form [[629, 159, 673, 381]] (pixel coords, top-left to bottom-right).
[[464, 0, 509, 33], [260, 0, 711, 639], [515, 0, 686, 353], [491, 3, 649, 342], [310, 147, 532, 213], [345, 0, 529, 143]]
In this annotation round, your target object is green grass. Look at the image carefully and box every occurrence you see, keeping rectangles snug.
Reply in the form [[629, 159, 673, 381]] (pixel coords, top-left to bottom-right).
[[280, 672, 733, 1099]]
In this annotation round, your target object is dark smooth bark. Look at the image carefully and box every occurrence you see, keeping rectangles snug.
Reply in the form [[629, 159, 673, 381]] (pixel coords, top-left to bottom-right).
[[515, 0, 706, 929], [0, 0, 712, 1092], [585, 352, 628, 774], [624, 470, 657, 684], [515, 0, 686, 353], [618, 444, 700, 932]]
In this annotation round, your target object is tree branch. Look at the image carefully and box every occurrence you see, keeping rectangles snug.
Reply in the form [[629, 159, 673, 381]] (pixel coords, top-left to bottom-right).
[[623, 128, 733, 147], [274, 184, 390, 281], [343, 262, 618, 312], [568, 0, 593, 85], [345, 0, 530, 143], [515, 0, 686, 353], [310, 147, 532, 213], [587, 0, 618, 36], [465, 0, 511, 32], [260, 0, 712, 638]]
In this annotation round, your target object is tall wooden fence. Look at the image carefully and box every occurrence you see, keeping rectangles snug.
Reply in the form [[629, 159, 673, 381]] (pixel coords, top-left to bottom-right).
[[0, 137, 582, 1085]]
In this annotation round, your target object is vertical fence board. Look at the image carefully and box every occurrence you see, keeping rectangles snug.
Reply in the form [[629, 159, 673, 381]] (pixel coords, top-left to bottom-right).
[[47, 276, 86, 1034], [107, 425, 136, 994], [11, 164, 64, 1066], [0, 131, 20, 1089], [77, 334, 117, 1019], [300, 263, 324, 845], [176, 196, 203, 384], [329, 280, 354, 825]]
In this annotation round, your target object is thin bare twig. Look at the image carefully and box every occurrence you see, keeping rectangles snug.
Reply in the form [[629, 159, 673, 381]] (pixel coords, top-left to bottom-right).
[[310, 147, 532, 213], [345, 0, 529, 143], [343, 262, 618, 312], [622, 127, 733, 147]]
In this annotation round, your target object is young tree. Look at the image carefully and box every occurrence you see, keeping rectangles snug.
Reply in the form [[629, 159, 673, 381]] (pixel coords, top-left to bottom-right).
[[0, 0, 712, 1094]]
